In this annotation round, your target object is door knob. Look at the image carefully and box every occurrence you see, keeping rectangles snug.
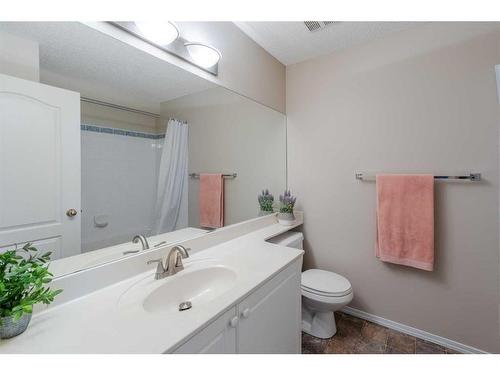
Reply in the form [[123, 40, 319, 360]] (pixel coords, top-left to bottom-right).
[[229, 316, 239, 328], [241, 308, 251, 319], [66, 208, 78, 217]]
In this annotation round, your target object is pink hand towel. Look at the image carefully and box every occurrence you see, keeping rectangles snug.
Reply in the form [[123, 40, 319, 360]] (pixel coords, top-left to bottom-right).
[[375, 174, 434, 271], [199, 173, 224, 229]]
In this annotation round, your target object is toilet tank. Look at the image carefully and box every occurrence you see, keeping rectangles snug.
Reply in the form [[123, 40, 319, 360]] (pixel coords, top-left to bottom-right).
[[267, 231, 304, 249]]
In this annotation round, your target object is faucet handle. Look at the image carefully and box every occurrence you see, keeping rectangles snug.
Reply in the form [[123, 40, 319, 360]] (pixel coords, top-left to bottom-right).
[[147, 258, 166, 273], [153, 241, 167, 248]]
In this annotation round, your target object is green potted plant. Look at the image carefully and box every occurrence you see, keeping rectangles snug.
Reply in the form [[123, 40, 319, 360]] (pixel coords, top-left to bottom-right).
[[258, 189, 274, 216], [278, 190, 297, 226], [0, 243, 62, 339]]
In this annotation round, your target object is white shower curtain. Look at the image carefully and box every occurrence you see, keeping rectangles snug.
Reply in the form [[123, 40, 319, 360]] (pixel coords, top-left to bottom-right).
[[153, 118, 188, 234]]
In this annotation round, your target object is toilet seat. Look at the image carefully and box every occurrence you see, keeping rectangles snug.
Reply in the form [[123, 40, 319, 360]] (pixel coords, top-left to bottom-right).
[[301, 285, 352, 298], [301, 286, 353, 305], [301, 269, 352, 297]]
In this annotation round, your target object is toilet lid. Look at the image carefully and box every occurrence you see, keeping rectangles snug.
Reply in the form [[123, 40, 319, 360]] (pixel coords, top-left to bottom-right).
[[301, 269, 352, 297]]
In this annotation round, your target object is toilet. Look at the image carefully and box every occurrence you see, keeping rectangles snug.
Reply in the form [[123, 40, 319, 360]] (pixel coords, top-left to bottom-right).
[[301, 269, 353, 338], [267, 231, 354, 339]]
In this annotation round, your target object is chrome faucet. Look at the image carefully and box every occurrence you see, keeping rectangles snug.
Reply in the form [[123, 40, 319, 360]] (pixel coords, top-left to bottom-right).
[[147, 245, 190, 280], [132, 234, 150, 250], [123, 235, 150, 255]]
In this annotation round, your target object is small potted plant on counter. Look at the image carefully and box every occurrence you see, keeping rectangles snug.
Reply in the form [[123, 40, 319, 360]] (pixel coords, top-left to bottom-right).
[[258, 189, 275, 216], [0, 243, 62, 339], [278, 190, 297, 226]]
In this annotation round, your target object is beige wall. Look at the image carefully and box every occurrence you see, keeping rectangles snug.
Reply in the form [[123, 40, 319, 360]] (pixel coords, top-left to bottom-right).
[[161, 87, 287, 227], [84, 22, 286, 114], [286, 23, 500, 352], [0, 31, 39, 81]]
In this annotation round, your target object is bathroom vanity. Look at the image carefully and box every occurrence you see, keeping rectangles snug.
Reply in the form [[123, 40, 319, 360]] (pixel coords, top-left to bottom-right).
[[0, 213, 304, 354], [172, 258, 301, 353]]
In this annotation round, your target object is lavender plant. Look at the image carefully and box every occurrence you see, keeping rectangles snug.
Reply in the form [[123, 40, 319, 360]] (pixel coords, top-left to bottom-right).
[[279, 190, 296, 213], [258, 189, 274, 212]]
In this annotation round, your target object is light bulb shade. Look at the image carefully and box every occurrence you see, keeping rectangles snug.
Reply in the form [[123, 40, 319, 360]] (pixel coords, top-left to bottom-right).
[[134, 21, 179, 46], [184, 43, 221, 68]]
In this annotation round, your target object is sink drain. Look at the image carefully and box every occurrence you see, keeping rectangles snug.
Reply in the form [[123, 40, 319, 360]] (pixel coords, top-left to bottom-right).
[[179, 301, 192, 311]]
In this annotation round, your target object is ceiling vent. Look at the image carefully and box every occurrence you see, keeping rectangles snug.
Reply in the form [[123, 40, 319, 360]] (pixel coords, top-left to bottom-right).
[[303, 21, 337, 32]]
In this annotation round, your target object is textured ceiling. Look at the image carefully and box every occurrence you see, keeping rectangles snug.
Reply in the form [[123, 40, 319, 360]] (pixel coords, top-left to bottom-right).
[[0, 22, 215, 113], [234, 22, 421, 65]]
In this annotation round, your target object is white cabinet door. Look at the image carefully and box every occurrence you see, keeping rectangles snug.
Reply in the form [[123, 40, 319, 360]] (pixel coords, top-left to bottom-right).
[[171, 307, 237, 354], [0, 73, 81, 259], [237, 260, 302, 354]]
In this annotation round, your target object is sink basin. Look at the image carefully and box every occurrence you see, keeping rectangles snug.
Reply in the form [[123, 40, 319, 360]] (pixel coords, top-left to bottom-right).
[[140, 266, 237, 314]]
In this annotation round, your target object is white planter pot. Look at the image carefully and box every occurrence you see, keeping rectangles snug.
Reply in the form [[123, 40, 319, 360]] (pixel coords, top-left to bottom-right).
[[278, 212, 295, 226]]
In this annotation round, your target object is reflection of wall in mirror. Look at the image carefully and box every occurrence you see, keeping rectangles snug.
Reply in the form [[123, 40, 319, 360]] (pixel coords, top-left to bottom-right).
[[160, 87, 287, 228]]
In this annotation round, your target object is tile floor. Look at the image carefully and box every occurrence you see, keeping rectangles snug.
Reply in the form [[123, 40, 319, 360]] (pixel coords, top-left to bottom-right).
[[302, 312, 461, 354]]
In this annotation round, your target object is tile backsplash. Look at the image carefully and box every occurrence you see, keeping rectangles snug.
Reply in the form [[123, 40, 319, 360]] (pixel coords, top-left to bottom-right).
[[81, 124, 163, 252], [81, 123, 165, 139]]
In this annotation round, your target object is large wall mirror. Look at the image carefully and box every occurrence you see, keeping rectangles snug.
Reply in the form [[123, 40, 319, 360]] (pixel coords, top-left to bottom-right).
[[0, 22, 286, 278]]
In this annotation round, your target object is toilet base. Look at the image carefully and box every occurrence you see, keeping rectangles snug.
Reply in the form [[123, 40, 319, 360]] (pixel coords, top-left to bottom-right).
[[302, 309, 337, 339]]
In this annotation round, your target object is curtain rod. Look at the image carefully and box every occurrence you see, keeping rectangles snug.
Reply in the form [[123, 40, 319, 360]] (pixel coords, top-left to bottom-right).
[[168, 117, 188, 124], [81, 97, 160, 119]]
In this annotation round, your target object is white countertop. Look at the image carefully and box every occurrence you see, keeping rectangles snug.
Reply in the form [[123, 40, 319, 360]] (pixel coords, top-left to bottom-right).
[[0, 220, 304, 353]]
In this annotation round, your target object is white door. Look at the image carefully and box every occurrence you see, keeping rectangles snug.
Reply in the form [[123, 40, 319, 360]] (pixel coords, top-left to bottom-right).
[[0, 73, 81, 259]]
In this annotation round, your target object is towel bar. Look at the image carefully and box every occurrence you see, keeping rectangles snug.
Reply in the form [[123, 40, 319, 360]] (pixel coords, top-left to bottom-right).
[[355, 173, 481, 181], [189, 173, 237, 179]]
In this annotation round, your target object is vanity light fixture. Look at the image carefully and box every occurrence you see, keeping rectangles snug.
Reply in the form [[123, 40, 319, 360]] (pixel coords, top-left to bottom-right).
[[184, 42, 222, 69], [134, 21, 179, 46], [109, 21, 221, 75]]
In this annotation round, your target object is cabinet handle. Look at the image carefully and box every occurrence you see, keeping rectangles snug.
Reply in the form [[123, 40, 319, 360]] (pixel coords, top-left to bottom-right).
[[229, 316, 239, 328], [241, 308, 251, 319]]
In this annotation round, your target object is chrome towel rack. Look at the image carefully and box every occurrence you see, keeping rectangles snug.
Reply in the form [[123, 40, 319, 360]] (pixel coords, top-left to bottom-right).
[[355, 172, 481, 182], [189, 173, 237, 179]]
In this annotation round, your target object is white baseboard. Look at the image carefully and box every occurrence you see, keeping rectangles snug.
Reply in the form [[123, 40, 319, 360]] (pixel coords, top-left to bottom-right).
[[341, 306, 488, 354]]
